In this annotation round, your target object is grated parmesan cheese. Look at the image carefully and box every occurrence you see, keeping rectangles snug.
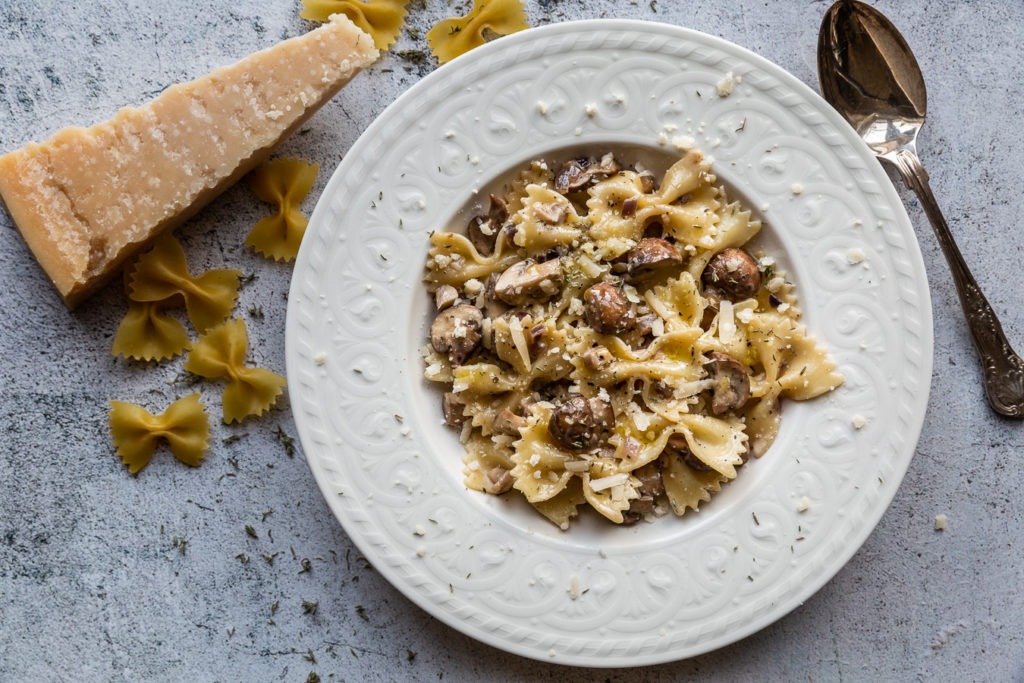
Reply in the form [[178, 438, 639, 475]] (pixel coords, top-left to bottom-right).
[[590, 473, 628, 492]]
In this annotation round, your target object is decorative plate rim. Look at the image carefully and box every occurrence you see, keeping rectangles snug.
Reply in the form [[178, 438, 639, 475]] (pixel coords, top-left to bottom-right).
[[286, 18, 932, 667]]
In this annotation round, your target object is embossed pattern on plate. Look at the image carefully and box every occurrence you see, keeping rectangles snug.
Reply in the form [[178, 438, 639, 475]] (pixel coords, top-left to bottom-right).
[[285, 20, 932, 667]]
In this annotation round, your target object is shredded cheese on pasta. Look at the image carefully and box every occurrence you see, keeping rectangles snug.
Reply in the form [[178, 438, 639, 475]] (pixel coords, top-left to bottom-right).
[[423, 150, 842, 529]]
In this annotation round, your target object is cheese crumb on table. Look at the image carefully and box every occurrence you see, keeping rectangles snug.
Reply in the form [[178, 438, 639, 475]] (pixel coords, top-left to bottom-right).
[[934, 514, 948, 531]]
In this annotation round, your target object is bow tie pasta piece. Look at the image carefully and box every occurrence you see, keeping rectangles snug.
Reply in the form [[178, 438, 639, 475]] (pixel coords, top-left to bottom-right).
[[246, 157, 320, 262], [128, 234, 241, 333], [300, 0, 410, 51], [661, 450, 728, 515], [108, 393, 211, 474], [112, 267, 190, 361], [112, 300, 191, 362], [184, 318, 287, 423], [427, 0, 529, 64], [422, 149, 843, 529]]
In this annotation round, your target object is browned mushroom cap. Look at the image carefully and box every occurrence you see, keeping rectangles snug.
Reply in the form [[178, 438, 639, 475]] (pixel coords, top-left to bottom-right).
[[429, 304, 483, 364], [492, 408, 527, 437], [548, 396, 615, 451], [701, 248, 761, 301], [494, 258, 564, 305], [442, 392, 465, 427], [662, 432, 712, 471], [624, 238, 683, 282], [704, 351, 751, 414], [583, 282, 635, 335]]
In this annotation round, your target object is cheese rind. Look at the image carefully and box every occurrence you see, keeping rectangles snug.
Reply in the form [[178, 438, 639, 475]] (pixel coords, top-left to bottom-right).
[[0, 14, 378, 308]]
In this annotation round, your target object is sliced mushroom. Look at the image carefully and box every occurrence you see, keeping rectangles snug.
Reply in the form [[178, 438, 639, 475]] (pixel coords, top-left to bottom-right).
[[466, 215, 496, 257], [429, 304, 483, 364], [554, 159, 590, 194], [582, 345, 614, 372], [634, 462, 665, 498], [487, 193, 509, 225], [662, 432, 712, 471], [637, 171, 656, 194], [624, 237, 683, 282], [483, 466, 514, 494], [701, 247, 761, 301], [465, 195, 510, 257], [704, 351, 751, 414], [583, 282, 635, 335], [434, 284, 459, 311], [527, 323, 547, 359], [553, 154, 621, 194], [622, 462, 664, 524], [547, 396, 615, 451], [492, 408, 527, 437], [534, 201, 567, 225], [493, 258, 564, 305], [589, 153, 621, 178], [620, 196, 639, 218], [442, 392, 466, 427]]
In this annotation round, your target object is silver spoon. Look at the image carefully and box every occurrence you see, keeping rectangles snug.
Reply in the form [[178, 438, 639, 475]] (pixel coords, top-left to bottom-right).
[[818, 0, 1024, 418]]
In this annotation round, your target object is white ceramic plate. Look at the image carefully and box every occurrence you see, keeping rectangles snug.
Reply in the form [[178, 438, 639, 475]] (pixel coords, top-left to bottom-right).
[[286, 20, 932, 667]]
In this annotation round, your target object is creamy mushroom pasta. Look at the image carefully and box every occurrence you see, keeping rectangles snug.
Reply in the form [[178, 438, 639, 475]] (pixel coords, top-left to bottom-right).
[[422, 150, 842, 529]]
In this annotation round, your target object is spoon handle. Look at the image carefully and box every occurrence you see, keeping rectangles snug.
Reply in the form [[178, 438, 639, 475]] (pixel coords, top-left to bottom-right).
[[886, 147, 1024, 417]]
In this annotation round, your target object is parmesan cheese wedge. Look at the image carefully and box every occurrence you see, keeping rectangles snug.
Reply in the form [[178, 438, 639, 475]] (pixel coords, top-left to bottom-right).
[[0, 14, 378, 307]]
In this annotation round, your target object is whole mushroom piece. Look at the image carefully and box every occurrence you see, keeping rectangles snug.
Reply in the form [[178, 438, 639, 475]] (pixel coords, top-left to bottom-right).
[[624, 237, 683, 282], [429, 304, 483, 364], [493, 258, 564, 306], [583, 282, 635, 335], [547, 396, 615, 451], [701, 247, 761, 301]]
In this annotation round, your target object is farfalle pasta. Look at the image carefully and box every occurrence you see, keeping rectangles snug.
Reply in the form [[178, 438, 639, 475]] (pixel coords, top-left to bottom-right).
[[112, 235, 241, 361], [422, 150, 843, 529], [184, 318, 287, 423], [108, 393, 211, 474], [427, 0, 529, 64], [128, 234, 241, 333], [246, 157, 319, 262], [300, 0, 409, 50], [112, 269, 190, 362]]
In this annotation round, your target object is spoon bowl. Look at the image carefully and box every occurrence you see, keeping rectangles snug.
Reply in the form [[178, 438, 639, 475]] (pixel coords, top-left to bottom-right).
[[818, 0, 1024, 418]]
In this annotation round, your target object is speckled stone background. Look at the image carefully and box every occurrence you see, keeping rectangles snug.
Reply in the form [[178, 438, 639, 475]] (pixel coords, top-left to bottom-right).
[[1, 1, 1023, 680]]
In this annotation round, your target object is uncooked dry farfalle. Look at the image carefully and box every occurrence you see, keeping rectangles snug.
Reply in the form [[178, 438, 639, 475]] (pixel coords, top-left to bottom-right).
[[246, 157, 319, 262], [112, 268, 190, 362], [128, 234, 241, 333], [427, 0, 529, 64], [108, 393, 211, 474], [300, 0, 409, 50], [183, 318, 287, 424], [112, 299, 191, 362]]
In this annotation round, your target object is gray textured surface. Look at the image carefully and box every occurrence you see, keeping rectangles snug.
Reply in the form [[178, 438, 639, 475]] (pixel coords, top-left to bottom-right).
[[1, 1, 1023, 680]]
